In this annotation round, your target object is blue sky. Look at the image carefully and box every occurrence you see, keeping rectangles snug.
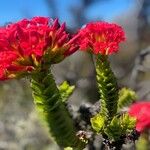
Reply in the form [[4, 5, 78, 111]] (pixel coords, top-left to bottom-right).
[[0, 0, 134, 27]]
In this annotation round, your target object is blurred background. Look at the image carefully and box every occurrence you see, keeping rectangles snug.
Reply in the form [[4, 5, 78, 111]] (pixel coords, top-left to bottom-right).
[[0, 0, 149, 149]]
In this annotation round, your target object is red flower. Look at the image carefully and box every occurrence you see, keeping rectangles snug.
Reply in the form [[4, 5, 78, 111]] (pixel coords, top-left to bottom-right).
[[77, 22, 125, 55], [0, 17, 78, 80], [129, 102, 150, 132]]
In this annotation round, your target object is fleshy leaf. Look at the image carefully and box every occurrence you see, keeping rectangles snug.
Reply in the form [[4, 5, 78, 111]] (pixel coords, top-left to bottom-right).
[[104, 116, 122, 140], [117, 88, 137, 112], [91, 114, 105, 132], [105, 114, 136, 141], [120, 113, 136, 134], [59, 81, 75, 102]]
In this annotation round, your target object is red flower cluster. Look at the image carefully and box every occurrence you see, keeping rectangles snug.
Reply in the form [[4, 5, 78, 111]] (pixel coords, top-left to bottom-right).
[[77, 22, 125, 55], [0, 17, 78, 80], [129, 102, 150, 132]]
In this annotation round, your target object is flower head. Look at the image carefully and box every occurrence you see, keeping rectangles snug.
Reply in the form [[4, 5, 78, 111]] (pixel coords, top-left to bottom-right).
[[0, 17, 78, 80], [77, 22, 125, 55], [129, 102, 150, 132]]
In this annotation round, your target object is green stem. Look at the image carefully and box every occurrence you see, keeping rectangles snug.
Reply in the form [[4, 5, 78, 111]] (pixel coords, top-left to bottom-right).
[[31, 70, 85, 149], [96, 55, 119, 120]]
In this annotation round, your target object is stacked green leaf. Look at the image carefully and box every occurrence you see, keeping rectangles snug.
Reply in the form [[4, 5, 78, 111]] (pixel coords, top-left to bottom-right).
[[96, 55, 118, 119], [31, 70, 85, 149], [91, 54, 136, 142], [105, 114, 136, 140], [117, 88, 137, 111]]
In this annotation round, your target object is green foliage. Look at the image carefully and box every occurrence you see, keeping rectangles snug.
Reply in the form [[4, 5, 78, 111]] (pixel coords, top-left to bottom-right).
[[117, 88, 137, 111], [120, 113, 136, 134], [91, 54, 136, 143], [91, 113, 136, 141], [104, 114, 136, 141], [59, 81, 75, 102], [91, 114, 105, 132], [96, 55, 118, 119], [31, 71, 85, 149], [104, 116, 122, 140]]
